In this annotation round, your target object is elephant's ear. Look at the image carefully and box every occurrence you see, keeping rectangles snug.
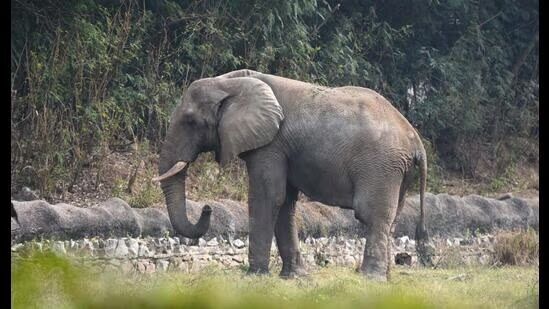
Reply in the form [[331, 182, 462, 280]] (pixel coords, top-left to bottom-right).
[[215, 77, 284, 166]]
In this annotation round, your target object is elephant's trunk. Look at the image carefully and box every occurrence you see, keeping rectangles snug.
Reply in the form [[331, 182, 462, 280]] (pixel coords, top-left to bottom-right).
[[160, 171, 212, 239]]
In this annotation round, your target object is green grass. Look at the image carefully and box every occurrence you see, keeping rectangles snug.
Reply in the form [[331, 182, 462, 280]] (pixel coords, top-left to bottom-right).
[[12, 252, 538, 308]]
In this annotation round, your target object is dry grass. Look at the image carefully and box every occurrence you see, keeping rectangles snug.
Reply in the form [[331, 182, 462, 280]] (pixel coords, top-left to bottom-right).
[[492, 229, 539, 266]]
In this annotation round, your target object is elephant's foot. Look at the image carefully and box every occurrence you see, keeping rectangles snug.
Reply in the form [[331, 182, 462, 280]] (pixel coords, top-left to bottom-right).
[[358, 266, 388, 282], [246, 266, 270, 276], [279, 265, 309, 279]]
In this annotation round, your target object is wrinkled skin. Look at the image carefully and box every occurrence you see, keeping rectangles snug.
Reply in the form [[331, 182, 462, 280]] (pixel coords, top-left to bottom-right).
[[157, 69, 430, 281]]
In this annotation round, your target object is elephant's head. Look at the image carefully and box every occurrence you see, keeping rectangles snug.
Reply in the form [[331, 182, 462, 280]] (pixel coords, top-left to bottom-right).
[[154, 74, 284, 238]]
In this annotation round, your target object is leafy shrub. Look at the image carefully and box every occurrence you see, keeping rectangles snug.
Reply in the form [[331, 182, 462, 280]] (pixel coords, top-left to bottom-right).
[[11, 0, 538, 199]]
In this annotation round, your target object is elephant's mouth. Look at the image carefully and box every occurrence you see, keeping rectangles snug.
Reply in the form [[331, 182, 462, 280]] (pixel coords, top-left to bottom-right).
[[153, 161, 188, 182]]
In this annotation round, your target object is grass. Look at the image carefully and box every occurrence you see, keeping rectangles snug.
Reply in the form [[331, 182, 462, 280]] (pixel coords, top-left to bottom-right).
[[493, 228, 539, 266], [12, 252, 538, 308]]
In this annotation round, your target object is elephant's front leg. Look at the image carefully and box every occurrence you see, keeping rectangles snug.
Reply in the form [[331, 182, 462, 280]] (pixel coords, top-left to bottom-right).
[[245, 153, 288, 274], [275, 184, 308, 278]]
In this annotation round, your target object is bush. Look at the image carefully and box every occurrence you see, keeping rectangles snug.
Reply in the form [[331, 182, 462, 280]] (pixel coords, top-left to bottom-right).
[[492, 229, 539, 266]]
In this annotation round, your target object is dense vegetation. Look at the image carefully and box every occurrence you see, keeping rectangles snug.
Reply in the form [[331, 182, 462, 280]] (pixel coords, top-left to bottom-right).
[[11, 0, 538, 198]]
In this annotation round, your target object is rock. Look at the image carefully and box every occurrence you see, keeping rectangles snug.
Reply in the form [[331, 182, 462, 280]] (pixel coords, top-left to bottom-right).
[[156, 260, 169, 272], [120, 261, 133, 273], [233, 239, 245, 248], [136, 261, 147, 273], [145, 262, 156, 273], [405, 239, 416, 251], [14, 187, 39, 201], [167, 237, 177, 248], [453, 238, 463, 246], [138, 244, 152, 257], [175, 245, 187, 255], [319, 237, 329, 245], [207, 237, 219, 246], [105, 239, 118, 257], [198, 238, 207, 247], [11, 243, 23, 252], [344, 240, 353, 248], [395, 252, 412, 266], [52, 241, 66, 255], [80, 239, 94, 255], [114, 239, 129, 257], [497, 193, 513, 200], [127, 238, 139, 257], [181, 238, 196, 246], [396, 236, 410, 247], [344, 255, 355, 266], [33, 242, 43, 252], [232, 256, 244, 263], [460, 239, 474, 246], [69, 240, 78, 251]]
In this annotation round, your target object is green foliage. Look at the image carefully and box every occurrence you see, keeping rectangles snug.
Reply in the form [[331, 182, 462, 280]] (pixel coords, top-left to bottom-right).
[[11, 0, 538, 197], [11, 251, 538, 308]]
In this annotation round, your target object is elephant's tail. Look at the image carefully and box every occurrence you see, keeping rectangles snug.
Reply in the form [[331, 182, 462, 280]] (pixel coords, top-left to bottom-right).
[[414, 147, 432, 266]]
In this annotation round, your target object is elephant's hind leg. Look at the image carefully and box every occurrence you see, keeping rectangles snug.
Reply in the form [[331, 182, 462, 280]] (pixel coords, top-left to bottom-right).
[[275, 184, 308, 278], [387, 171, 415, 279], [354, 177, 401, 282]]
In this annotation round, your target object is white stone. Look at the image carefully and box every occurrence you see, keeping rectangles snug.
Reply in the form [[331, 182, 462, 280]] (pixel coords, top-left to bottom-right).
[[138, 244, 152, 257], [105, 239, 117, 256], [198, 238, 207, 247], [70, 240, 78, 250], [396, 236, 410, 247], [156, 260, 169, 271], [11, 243, 23, 252], [52, 241, 66, 255], [168, 237, 177, 250], [344, 255, 356, 266], [233, 239, 245, 248], [127, 238, 139, 257], [207, 237, 219, 246], [114, 239, 129, 257]]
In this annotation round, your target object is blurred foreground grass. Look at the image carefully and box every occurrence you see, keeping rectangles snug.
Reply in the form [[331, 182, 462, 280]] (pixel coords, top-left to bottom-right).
[[12, 252, 538, 308]]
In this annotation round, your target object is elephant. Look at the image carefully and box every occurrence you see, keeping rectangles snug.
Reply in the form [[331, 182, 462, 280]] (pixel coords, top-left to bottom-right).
[[154, 69, 430, 281]]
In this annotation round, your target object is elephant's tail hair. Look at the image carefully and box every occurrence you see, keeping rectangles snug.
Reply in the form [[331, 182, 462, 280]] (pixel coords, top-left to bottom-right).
[[414, 149, 432, 266], [416, 149, 427, 240]]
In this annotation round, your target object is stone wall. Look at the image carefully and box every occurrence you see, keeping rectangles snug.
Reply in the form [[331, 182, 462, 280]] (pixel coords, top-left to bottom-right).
[[11, 234, 497, 274], [11, 194, 538, 243]]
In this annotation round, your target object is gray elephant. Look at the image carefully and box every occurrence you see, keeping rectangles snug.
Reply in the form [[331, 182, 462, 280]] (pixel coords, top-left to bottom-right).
[[154, 69, 429, 281]]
